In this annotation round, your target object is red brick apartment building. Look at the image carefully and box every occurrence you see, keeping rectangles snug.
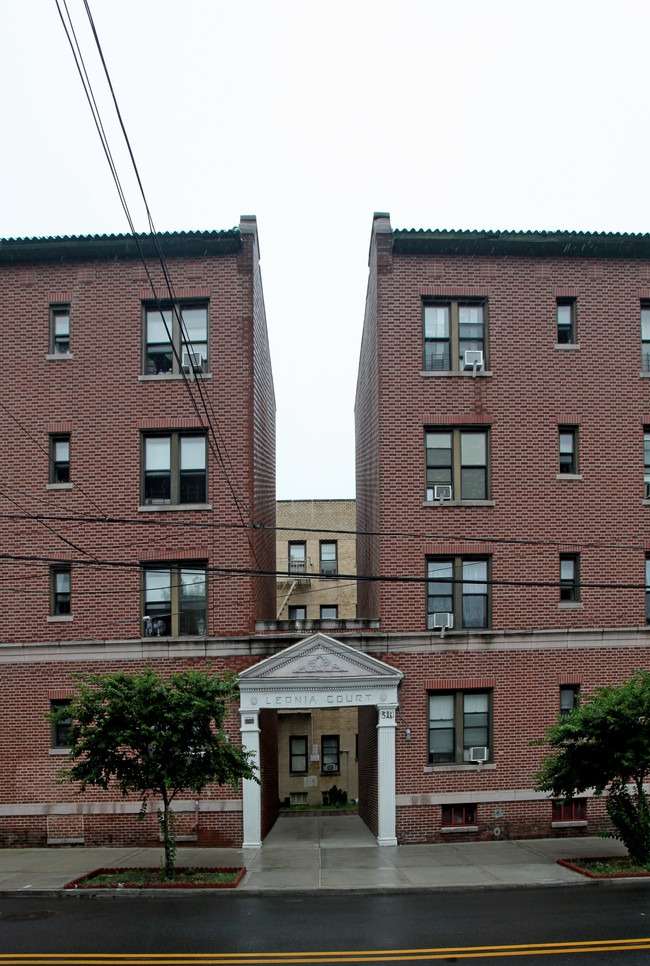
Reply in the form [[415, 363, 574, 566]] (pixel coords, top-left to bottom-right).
[[354, 212, 650, 842], [4, 210, 650, 850], [0, 219, 278, 847]]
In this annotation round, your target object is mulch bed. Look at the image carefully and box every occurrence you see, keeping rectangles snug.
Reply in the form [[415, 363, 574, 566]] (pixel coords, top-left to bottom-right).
[[558, 857, 650, 879], [64, 866, 246, 889]]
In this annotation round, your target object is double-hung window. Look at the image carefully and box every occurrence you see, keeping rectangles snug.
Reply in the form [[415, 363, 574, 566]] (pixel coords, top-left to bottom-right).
[[559, 685, 580, 716], [50, 565, 71, 615], [142, 563, 207, 637], [559, 554, 579, 602], [49, 434, 70, 484], [559, 427, 577, 475], [321, 735, 340, 774], [646, 557, 650, 624], [426, 429, 488, 501], [50, 699, 72, 748], [556, 299, 576, 344], [319, 541, 338, 576], [643, 303, 650, 372], [423, 301, 485, 372], [644, 429, 650, 499], [144, 302, 208, 375], [427, 557, 490, 630], [290, 736, 308, 774], [288, 542, 307, 575], [50, 305, 70, 354], [428, 690, 491, 764], [142, 433, 207, 505]]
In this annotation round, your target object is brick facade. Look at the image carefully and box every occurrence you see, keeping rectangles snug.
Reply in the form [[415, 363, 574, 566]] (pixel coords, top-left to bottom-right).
[[354, 213, 650, 842]]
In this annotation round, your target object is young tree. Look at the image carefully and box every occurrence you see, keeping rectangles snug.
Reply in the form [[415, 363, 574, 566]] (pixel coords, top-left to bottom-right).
[[534, 670, 650, 865], [49, 667, 256, 878]]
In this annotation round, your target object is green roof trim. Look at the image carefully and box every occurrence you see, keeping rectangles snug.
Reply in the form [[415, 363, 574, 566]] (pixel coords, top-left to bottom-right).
[[0, 229, 242, 264], [392, 228, 650, 259]]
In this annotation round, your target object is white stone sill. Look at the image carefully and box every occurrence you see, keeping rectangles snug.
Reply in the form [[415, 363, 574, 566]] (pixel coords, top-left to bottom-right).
[[424, 763, 496, 773], [46, 483, 73, 491], [440, 825, 478, 834], [48, 748, 70, 756], [138, 503, 212, 512], [420, 370, 492, 378], [551, 820, 587, 828], [138, 373, 212, 381], [47, 615, 73, 623], [422, 500, 495, 508], [554, 344, 581, 350], [557, 602, 584, 611], [555, 474, 583, 481], [45, 353, 74, 361]]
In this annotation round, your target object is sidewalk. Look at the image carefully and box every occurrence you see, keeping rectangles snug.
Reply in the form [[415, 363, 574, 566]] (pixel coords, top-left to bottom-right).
[[0, 814, 633, 895]]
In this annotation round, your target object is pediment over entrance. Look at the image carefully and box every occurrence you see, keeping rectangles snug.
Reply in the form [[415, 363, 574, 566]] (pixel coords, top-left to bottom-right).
[[238, 634, 403, 712], [240, 633, 402, 683]]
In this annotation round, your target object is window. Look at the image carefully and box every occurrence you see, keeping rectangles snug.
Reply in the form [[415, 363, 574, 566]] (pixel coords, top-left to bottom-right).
[[142, 564, 207, 637], [290, 736, 308, 774], [49, 434, 70, 484], [321, 735, 340, 774], [642, 303, 650, 372], [144, 302, 208, 375], [50, 699, 72, 748], [556, 299, 576, 344], [559, 555, 579, 602], [288, 605, 306, 620], [644, 430, 650, 499], [441, 803, 476, 827], [423, 300, 485, 372], [425, 429, 488, 501], [428, 691, 491, 764], [142, 433, 206, 505], [559, 685, 580, 716], [50, 565, 70, 615], [646, 557, 650, 624], [559, 427, 577, 475], [552, 799, 586, 823], [427, 557, 490, 629], [288, 542, 307, 575], [320, 541, 338, 576], [320, 605, 338, 619], [50, 305, 70, 354]]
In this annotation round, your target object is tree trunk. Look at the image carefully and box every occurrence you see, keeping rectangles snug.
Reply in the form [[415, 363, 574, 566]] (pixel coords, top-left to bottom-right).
[[159, 789, 176, 879]]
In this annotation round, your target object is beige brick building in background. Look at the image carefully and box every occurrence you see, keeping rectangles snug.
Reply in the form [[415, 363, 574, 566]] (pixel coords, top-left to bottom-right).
[[275, 500, 359, 807]]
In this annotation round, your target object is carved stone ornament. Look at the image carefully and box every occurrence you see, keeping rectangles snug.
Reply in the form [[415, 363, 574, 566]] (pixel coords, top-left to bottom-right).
[[293, 653, 348, 674]]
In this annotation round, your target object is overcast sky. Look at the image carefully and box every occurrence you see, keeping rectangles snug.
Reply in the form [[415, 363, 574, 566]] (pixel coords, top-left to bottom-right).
[[3, 0, 649, 500]]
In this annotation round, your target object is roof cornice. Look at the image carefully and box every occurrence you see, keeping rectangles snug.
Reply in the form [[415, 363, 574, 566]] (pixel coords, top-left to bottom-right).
[[0, 229, 242, 264], [392, 228, 650, 259]]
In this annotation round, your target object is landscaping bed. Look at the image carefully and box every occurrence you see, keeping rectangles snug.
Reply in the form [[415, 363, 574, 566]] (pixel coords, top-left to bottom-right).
[[64, 866, 245, 889], [558, 856, 650, 879]]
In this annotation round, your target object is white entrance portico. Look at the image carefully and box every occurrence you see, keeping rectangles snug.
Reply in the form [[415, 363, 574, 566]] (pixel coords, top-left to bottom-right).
[[238, 634, 403, 848]]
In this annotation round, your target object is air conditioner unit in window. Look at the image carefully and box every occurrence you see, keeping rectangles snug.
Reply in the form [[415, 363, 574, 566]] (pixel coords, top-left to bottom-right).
[[469, 746, 488, 763], [323, 763, 338, 773], [433, 485, 453, 503], [432, 612, 454, 630], [182, 351, 203, 371], [464, 349, 484, 376]]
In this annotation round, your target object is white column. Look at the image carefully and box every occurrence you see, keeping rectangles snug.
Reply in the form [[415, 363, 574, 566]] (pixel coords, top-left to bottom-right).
[[240, 710, 262, 849], [376, 704, 398, 846]]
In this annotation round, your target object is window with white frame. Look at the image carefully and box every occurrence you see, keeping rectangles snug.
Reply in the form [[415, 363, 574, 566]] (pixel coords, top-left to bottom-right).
[[142, 564, 207, 637], [425, 429, 488, 501], [319, 541, 338, 576], [144, 302, 208, 375], [142, 433, 207, 505], [423, 300, 485, 372], [428, 690, 491, 764]]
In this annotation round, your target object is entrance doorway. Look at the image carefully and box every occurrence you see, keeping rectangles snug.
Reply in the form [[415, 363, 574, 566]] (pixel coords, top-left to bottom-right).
[[238, 633, 403, 848]]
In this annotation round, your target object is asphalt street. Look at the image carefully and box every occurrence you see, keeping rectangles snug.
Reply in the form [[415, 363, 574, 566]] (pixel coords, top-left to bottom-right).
[[2, 883, 650, 964]]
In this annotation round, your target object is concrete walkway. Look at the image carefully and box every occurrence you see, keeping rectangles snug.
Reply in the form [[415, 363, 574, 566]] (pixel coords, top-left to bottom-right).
[[0, 814, 634, 895]]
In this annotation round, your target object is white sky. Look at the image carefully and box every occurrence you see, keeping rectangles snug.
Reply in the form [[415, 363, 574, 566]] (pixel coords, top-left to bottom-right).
[[2, 0, 650, 500]]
